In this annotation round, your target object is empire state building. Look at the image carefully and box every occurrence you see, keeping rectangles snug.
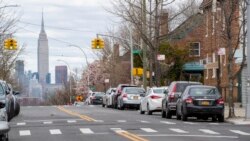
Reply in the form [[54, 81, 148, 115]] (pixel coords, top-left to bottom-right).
[[37, 13, 49, 84]]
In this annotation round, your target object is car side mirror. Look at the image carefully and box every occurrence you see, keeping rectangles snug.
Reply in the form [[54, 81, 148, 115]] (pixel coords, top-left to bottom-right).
[[164, 90, 169, 95], [174, 93, 181, 99], [5, 90, 10, 95]]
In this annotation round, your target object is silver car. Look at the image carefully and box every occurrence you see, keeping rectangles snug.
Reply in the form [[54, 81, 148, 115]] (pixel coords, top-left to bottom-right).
[[117, 87, 145, 110]]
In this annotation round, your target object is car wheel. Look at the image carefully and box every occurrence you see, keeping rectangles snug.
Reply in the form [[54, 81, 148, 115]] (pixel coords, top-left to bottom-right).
[[176, 110, 181, 120], [140, 105, 145, 114], [15, 103, 20, 116], [218, 114, 224, 122], [120, 104, 125, 110], [202, 117, 209, 121], [181, 107, 187, 121], [0, 133, 8, 141], [161, 108, 166, 118], [147, 104, 152, 115], [166, 107, 172, 119], [212, 116, 217, 122], [102, 103, 105, 107]]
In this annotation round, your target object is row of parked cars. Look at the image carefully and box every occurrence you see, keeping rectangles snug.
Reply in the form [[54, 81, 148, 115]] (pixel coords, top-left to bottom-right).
[[99, 81, 225, 122], [0, 80, 21, 141]]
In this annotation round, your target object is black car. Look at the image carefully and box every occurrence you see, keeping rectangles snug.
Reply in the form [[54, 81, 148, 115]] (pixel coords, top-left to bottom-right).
[[91, 92, 105, 105], [161, 81, 202, 119], [176, 85, 224, 122]]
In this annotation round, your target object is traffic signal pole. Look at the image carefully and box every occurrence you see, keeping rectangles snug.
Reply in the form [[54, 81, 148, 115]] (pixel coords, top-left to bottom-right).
[[246, 0, 250, 120]]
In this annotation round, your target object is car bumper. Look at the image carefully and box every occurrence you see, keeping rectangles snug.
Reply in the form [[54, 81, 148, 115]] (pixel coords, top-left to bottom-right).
[[168, 102, 177, 111], [148, 99, 162, 111], [185, 105, 224, 116], [92, 99, 103, 104], [123, 100, 140, 105]]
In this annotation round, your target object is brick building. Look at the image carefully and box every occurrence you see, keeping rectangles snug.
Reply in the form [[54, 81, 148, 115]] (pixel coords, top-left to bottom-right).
[[161, 0, 242, 102]]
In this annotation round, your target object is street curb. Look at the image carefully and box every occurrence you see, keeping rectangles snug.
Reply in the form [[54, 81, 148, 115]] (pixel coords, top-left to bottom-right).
[[225, 119, 250, 125]]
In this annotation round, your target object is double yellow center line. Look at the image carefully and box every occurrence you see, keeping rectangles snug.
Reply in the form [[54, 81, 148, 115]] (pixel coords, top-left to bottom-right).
[[116, 130, 149, 141], [57, 106, 96, 122]]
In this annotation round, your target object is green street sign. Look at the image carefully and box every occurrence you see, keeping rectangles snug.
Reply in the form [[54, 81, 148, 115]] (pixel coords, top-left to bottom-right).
[[133, 49, 141, 54]]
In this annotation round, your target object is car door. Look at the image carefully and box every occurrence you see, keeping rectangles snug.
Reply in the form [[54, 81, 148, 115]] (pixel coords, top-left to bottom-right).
[[177, 88, 188, 115], [141, 89, 150, 111]]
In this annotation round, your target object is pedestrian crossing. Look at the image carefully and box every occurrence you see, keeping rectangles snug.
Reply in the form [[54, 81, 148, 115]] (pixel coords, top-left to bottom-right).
[[16, 127, 250, 137]]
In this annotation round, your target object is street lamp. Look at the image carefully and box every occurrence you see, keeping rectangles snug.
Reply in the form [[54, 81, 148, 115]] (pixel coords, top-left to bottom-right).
[[57, 59, 72, 104]]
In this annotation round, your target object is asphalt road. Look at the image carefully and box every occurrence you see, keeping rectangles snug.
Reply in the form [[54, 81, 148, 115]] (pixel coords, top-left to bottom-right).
[[8, 105, 250, 141]]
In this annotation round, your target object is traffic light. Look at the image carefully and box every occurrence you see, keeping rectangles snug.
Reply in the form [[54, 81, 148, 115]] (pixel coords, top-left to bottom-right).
[[3, 38, 18, 50], [91, 38, 104, 49], [76, 95, 83, 102], [133, 68, 143, 76]]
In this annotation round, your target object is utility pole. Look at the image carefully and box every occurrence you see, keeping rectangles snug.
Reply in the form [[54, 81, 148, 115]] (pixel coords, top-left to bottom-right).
[[246, 0, 250, 119], [142, 0, 147, 89], [129, 27, 134, 85]]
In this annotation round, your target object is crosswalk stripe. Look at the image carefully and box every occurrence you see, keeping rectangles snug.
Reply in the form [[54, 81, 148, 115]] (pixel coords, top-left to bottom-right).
[[19, 130, 31, 136], [50, 129, 62, 135], [110, 128, 122, 131], [230, 130, 250, 135], [80, 128, 94, 134], [199, 129, 220, 134], [140, 120, 150, 123], [117, 120, 127, 123], [141, 128, 158, 133], [184, 122, 197, 125], [170, 128, 189, 133], [160, 121, 176, 125], [94, 120, 104, 122], [17, 122, 26, 126], [67, 120, 77, 123], [209, 123, 219, 125], [43, 121, 53, 124]]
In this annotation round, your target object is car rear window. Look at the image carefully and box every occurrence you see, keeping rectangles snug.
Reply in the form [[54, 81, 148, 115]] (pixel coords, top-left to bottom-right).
[[153, 89, 164, 94], [176, 83, 200, 93], [189, 87, 219, 96], [94, 92, 105, 96], [125, 88, 144, 94]]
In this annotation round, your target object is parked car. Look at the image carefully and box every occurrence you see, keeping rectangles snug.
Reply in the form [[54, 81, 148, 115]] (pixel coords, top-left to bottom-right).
[[107, 88, 116, 108], [0, 80, 15, 121], [90, 92, 105, 105], [102, 88, 116, 108], [117, 87, 145, 110], [85, 92, 95, 105], [0, 100, 9, 141], [176, 85, 224, 122], [161, 81, 202, 119], [140, 87, 167, 115], [7, 84, 20, 116], [112, 84, 137, 109]]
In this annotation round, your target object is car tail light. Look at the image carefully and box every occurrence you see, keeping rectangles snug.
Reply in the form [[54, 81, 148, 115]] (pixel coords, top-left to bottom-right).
[[185, 97, 193, 104], [123, 93, 127, 98], [150, 95, 161, 99], [216, 98, 224, 105], [168, 84, 177, 102]]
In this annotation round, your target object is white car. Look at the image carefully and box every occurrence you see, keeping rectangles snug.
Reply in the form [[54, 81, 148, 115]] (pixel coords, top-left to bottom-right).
[[140, 87, 168, 115], [103, 88, 116, 108]]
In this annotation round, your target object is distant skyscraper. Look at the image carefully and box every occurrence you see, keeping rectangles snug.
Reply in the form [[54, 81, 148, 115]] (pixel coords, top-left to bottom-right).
[[15, 60, 25, 84], [55, 66, 68, 84], [38, 12, 49, 84]]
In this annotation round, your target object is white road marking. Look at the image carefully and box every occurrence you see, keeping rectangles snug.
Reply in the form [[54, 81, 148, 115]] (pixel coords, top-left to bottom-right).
[[183, 122, 197, 125], [43, 121, 53, 124], [160, 121, 176, 125], [170, 128, 189, 133], [110, 128, 122, 131], [117, 120, 127, 123], [94, 120, 104, 122], [89, 105, 95, 107], [141, 128, 158, 133], [17, 122, 26, 126], [230, 130, 250, 135], [80, 128, 94, 134], [199, 129, 220, 135], [50, 129, 62, 135], [140, 120, 150, 123], [209, 123, 219, 125], [67, 120, 77, 123], [19, 130, 31, 136], [139, 134, 238, 139]]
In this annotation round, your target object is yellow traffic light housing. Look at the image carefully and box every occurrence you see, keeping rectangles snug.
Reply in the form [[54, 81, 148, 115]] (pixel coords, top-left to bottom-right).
[[3, 38, 18, 50], [91, 39, 97, 49], [91, 38, 104, 49], [99, 39, 104, 49]]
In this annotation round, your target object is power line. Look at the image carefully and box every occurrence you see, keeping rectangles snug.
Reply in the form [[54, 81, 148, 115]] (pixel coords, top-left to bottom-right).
[[19, 21, 96, 33]]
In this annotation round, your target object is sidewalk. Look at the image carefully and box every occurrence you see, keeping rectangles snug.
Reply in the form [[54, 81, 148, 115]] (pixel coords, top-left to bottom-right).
[[224, 104, 250, 125]]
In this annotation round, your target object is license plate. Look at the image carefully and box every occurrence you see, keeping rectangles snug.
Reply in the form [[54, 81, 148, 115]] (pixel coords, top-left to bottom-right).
[[133, 96, 138, 100], [201, 101, 209, 106]]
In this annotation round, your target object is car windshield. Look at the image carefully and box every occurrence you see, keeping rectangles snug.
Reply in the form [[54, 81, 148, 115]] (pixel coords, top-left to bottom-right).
[[189, 87, 219, 96], [153, 89, 164, 94], [176, 83, 200, 93], [94, 93, 104, 96], [125, 88, 144, 94]]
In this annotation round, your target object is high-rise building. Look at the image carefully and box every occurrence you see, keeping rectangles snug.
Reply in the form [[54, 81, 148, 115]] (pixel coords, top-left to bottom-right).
[[15, 60, 24, 77], [55, 66, 68, 84], [37, 12, 49, 84]]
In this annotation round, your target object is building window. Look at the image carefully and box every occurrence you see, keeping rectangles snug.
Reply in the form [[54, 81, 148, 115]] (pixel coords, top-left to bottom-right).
[[189, 42, 200, 56]]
